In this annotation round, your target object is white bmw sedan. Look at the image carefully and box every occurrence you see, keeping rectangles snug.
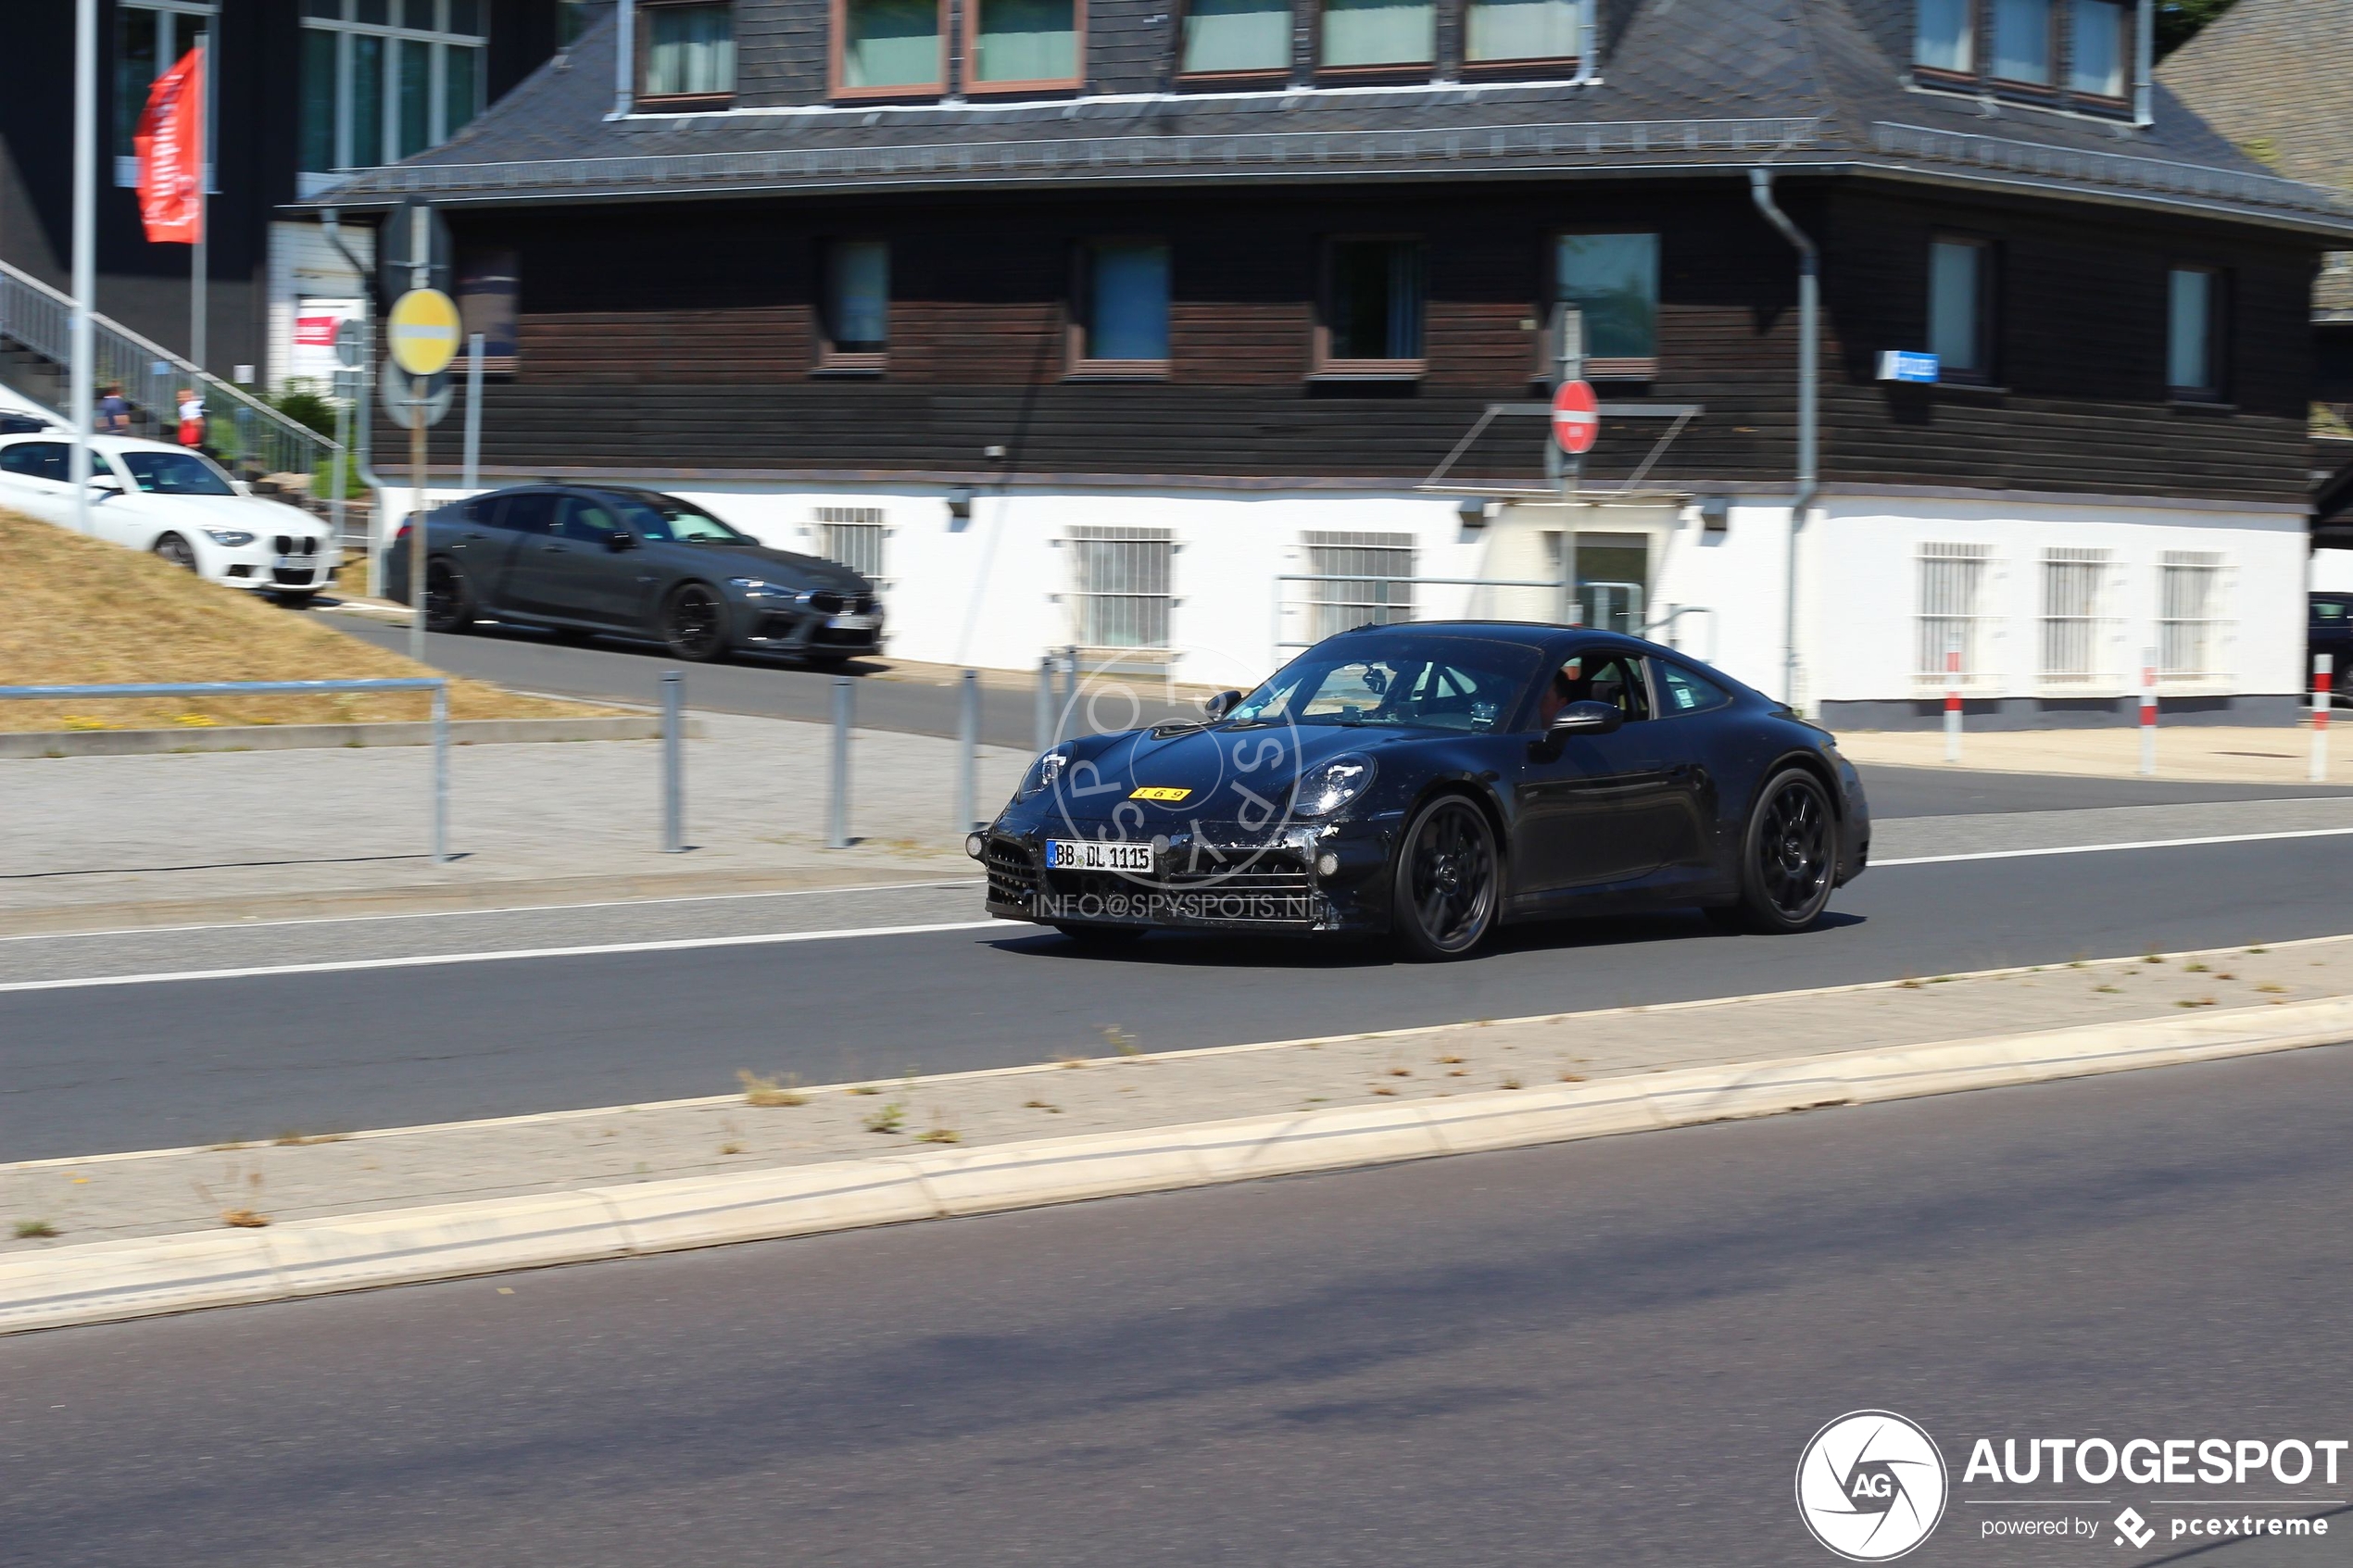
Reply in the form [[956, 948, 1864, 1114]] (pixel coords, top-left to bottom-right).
[[0, 433, 339, 599]]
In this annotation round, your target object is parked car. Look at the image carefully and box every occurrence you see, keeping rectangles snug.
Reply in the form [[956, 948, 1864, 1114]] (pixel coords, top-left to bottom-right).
[[975, 621, 1870, 959], [0, 411, 57, 435], [384, 484, 883, 665], [0, 433, 337, 598], [2316, 593, 2353, 707]]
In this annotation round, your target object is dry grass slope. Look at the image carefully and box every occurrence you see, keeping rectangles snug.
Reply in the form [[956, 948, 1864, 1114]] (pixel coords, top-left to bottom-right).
[[0, 508, 607, 732]]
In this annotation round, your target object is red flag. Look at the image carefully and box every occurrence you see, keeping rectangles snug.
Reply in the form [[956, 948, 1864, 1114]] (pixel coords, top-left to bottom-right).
[[135, 47, 205, 245]]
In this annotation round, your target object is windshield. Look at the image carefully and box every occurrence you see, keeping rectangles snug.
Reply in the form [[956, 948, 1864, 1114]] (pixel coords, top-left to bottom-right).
[[114, 449, 236, 496], [605, 492, 753, 545], [1229, 636, 1541, 733]]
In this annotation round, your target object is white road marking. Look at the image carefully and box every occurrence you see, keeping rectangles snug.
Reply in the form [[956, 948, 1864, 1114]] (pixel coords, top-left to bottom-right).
[[0, 919, 1006, 995], [1873, 824, 2353, 867]]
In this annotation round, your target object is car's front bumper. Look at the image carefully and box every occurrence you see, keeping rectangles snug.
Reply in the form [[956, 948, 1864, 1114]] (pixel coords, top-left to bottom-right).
[[978, 817, 1395, 935], [734, 597, 884, 658], [216, 538, 337, 592]]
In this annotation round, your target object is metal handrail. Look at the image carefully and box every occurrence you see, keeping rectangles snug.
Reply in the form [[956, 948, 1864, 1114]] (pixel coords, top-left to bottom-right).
[[0, 257, 346, 483], [1, 678, 447, 862]]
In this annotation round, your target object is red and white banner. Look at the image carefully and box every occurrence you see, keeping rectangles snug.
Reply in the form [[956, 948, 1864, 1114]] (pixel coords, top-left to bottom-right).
[[134, 47, 205, 245]]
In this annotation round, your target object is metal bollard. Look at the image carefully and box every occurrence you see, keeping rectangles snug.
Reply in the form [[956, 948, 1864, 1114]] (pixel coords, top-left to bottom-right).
[[2138, 647, 2158, 778], [957, 669, 980, 834], [1062, 644, 1079, 720], [1036, 654, 1054, 754], [1942, 633, 1961, 764], [827, 674, 853, 849], [431, 681, 449, 865], [661, 670, 684, 853], [2316, 654, 2334, 785]]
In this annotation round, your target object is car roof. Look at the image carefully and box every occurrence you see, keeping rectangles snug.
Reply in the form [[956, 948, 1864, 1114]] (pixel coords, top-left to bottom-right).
[[0, 432, 204, 455], [1331, 620, 1660, 653]]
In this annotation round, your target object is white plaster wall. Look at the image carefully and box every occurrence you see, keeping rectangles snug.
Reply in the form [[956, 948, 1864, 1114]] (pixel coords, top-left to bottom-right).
[[1808, 497, 2309, 703], [1649, 498, 1797, 700], [2315, 549, 2353, 595]]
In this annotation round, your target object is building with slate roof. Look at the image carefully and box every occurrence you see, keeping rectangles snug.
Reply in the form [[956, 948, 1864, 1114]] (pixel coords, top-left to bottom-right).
[[306, 0, 2353, 722]]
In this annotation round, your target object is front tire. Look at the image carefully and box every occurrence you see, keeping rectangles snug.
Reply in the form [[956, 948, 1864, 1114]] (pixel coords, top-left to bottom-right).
[[153, 533, 197, 572], [422, 557, 475, 633], [1717, 768, 1839, 934], [662, 583, 729, 662], [1390, 795, 1499, 960]]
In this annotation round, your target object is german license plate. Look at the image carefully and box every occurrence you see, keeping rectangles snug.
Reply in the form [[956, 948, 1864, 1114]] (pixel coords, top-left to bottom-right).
[[1045, 838, 1151, 872], [830, 613, 877, 630]]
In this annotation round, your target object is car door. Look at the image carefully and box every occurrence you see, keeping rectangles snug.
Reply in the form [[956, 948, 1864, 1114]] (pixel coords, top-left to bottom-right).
[[1511, 649, 1683, 894], [497, 490, 582, 619], [1642, 657, 1740, 873], [447, 491, 536, 611], [0, 440, 75, 526]]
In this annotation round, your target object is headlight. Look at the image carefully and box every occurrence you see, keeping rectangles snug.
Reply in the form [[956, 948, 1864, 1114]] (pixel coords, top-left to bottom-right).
[[1292, 754, 1376, 818], [727, 577, 774, 594], [204, 529, 255, 547], [1017, 748, 1070, 801]]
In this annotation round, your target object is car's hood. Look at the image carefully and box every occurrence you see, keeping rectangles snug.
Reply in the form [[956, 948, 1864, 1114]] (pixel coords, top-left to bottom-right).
[[653, 542, 868, 592], [1041, 721, 1410, 828], [107, 491, 320, 534]]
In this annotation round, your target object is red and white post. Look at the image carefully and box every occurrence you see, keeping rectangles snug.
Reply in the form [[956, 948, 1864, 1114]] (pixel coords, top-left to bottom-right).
[[1943, 633, 1962, 764], [2315, 653, 2334, 785], [2138, 647, 2158, 778]]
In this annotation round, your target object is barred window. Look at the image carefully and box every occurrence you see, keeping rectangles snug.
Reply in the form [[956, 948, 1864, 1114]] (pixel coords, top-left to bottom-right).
[[814, 505, 887, 583], [1916, 541, 1992, 681], [2039, 546, 2108, 683], [1303, 531, 1415, 642], [2159, 550, 2225, 679], [1068, 525, 1174, 649]]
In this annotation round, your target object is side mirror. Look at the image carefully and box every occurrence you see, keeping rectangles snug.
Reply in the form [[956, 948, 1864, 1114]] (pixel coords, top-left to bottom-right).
[[606, 530, 635, 553], [1202, 688, 1244, 720], [87, 474, 122, 495], [1547, 699, 1624, 737]]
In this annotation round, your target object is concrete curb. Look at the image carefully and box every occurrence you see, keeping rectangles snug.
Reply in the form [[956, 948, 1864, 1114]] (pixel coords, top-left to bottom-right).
[[6, 996, 2348, 1336], [0, 716, 701, 758]]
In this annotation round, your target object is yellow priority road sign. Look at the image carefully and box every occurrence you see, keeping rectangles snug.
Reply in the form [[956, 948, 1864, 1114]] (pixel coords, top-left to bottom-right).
[[386, 288, 462, 377]]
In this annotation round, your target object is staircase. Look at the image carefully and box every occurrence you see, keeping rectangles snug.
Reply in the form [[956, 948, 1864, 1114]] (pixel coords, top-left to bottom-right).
[[0, 256, 345, 497]]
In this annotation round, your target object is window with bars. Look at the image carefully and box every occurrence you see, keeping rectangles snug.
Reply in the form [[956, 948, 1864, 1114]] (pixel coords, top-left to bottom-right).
[[1916, 542, 1993, 681], [1068, 526, 1175, 649], [2159, 550, 2226, 679], [2039, 546, 2108, 683], [814, 506, 887, 583], [1303, 532, 1416, 642]]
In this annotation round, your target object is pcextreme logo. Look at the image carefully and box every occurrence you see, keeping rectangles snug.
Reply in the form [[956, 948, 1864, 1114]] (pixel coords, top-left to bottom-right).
[[1796, 1411, 1951, 1562]]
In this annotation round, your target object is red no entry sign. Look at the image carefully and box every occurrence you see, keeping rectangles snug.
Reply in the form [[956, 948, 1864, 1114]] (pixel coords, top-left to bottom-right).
[[1552, 379, 1600, 455]]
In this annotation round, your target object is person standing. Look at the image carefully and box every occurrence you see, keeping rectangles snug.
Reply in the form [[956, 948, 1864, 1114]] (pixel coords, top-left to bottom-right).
[[96, 383, 131, 435], [175, 387, 205, 448]]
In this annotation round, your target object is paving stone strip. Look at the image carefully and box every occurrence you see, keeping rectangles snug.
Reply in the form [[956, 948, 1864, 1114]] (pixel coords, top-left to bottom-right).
[[7, 934, 2350, 1252]]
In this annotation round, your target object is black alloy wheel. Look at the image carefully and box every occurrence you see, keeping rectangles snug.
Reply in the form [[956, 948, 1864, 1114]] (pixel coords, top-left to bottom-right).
[[1715, 767, 1838, 935], [661, 583, 729, 663], [422, 558, 475, 633], [152, 533, 197, 571], [1391, 795, 1499, 960]]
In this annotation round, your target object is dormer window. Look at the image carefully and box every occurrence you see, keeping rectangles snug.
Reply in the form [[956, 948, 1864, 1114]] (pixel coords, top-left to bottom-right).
[[2067, 0, 2125, 97], [835, 0, 947, 95], [1912, 0, 2136, 110], [1989, 0, 2051, 84], [1465, 0, 1579, 67], [971, 0, 1081, 89], [1179, 0, 1290, 77], [1318, 0, 1435, 73], [1915, 0, 1972, 73], [639, 0, 736, 107]]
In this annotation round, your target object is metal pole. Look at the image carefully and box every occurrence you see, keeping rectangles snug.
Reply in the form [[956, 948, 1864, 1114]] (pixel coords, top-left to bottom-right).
[[2139, 647, 2158, 778], [612, 0, 636, 118], [430, 681, 448, 864], [2313, 653, 2334, 785], [1944, 632, 1962, 764], [1555, 304, 1583, 625], [957, 668, 979, 834], [827, 675, 853, 848], [329, 394, 348, 561], [1036, 654, 1053, 753], [661, 670, 684, 852], [192, 33, 209, 375], [69, 0, 96, 538], [462, 332, 484, 491], [409, 374, 428, 662], [1062, 645, 1078, 721], [1750, 169, 1819, 714]]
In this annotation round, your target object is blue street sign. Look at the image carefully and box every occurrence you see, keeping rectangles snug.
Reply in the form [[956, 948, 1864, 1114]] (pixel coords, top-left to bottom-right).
[[1877, 350, 1940, 383]]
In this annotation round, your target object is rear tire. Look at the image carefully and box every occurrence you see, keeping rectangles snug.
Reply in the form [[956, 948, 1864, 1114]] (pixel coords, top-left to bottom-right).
[[1718, 768, 1839, 935], [1390, 794, 1500, 960], [153, 533, 197, 572], [422, 557, 475, 633], [662, 583, 730, 663]]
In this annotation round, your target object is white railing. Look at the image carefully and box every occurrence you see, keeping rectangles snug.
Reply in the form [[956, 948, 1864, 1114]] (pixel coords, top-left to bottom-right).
[[0, 257, 344, 485]]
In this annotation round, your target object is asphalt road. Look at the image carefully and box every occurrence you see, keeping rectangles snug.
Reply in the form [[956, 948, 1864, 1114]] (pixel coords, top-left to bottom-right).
[[7, 833, 2353, 1160], [7, 1042, 2350, 1566]]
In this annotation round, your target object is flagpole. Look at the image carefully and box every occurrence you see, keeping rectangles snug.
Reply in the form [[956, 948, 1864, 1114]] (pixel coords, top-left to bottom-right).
[[191, 32, 209, 375], [70, 0, 96, 537]]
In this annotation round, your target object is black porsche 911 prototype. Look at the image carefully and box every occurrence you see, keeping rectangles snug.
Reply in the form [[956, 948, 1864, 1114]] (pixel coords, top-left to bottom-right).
[[973, 621, 1869, 959]]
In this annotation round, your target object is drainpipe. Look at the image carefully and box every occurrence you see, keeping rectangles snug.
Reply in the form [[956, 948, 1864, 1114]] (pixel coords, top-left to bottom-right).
[[1748, 168, 1818, 714], [611, 0, 635, 119], [321, 207, 395, 592], [2131, 0, 2154, 127]]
